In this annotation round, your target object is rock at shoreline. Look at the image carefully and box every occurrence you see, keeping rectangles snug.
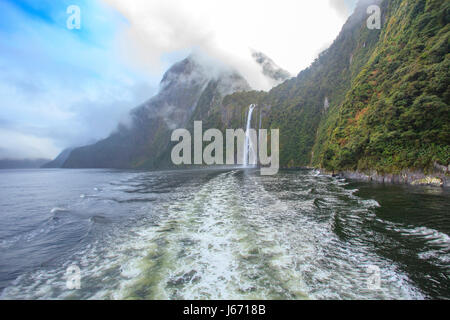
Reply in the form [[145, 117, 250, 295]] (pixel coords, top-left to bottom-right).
[[326, 169, 448, 188], [411, 177, 444, 187]]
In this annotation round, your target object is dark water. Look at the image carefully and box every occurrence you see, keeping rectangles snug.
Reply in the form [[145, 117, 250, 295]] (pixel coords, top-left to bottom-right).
[[0, 168, 448, 299]]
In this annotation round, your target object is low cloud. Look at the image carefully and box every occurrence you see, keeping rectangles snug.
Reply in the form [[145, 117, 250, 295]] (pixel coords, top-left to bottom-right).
[[329, 0, 353, 19], [105, 0, 352, 90]]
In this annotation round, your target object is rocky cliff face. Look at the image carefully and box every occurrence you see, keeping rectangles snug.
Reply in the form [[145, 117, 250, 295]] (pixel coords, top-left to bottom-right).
[[317, 0, 449, 175], [62, 54, 251, 169]]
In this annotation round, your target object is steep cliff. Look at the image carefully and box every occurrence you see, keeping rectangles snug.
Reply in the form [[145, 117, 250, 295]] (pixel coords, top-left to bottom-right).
[[212, 0, 448, 175], [62, 55, 251, 169], [318, 0, 449, 174]]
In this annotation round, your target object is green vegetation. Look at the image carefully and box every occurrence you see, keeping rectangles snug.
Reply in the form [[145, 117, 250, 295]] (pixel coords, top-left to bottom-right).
[[320, 0, 449, 173], [210, 0, 449, 174]]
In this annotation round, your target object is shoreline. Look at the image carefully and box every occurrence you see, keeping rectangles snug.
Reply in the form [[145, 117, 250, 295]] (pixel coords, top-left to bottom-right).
[[5, 165, 450, 188], [318, 163, 449, 188]]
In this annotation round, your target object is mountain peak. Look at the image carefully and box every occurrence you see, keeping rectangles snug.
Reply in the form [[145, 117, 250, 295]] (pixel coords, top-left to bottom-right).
[[159, 53, 250, 94], [251, 50, 291, 84]]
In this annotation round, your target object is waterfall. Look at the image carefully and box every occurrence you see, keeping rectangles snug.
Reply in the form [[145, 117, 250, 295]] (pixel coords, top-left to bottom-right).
[[243, 104, 256, 167]]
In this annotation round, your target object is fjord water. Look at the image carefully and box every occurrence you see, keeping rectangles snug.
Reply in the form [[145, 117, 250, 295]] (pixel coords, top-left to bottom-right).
[[0, 169, 448, 299]]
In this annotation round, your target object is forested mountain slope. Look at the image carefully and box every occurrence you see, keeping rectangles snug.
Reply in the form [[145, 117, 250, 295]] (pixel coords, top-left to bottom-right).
[[318, 0, 449, 174], [215, 0, 448, 176]]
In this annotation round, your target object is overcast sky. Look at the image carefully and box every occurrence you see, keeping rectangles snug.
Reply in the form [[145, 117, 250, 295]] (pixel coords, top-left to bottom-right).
[[0, 0, 357, 159]]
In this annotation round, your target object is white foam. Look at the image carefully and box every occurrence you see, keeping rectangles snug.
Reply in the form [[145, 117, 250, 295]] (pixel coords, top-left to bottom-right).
[[50, 207, 68, 214]]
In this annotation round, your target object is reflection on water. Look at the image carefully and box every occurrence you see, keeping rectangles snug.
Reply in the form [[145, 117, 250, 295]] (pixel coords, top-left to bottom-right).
[[0, 168, 448, 299]]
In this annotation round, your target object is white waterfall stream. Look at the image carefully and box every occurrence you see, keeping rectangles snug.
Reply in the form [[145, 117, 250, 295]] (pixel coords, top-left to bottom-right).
[[243, 104, 256, 167]]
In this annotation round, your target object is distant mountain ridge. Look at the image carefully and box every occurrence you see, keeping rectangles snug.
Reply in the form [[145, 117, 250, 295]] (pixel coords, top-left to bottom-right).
[[0, 158, 50, 169]]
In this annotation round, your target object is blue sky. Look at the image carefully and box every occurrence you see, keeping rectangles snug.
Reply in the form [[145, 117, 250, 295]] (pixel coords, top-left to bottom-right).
[[0, 0, 179, 158], [0, 0, 358, 159]]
